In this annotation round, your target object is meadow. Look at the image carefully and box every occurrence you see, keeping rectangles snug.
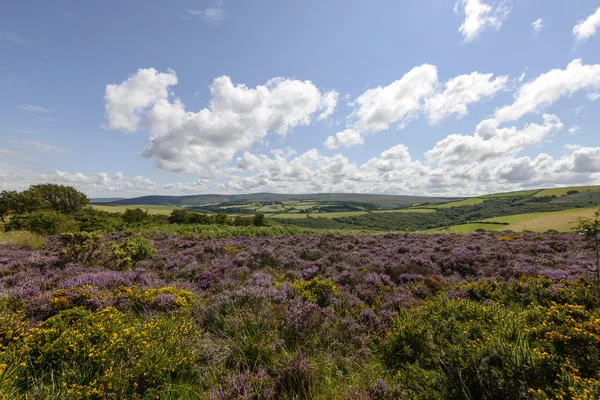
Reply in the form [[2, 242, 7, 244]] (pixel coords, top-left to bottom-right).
[[447, 208, 598, 233], [1, 231, 600, 399]]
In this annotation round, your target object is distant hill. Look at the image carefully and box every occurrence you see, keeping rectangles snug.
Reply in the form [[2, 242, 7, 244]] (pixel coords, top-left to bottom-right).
[[90, 197, 127, 203], [94, 193, 458, 208]]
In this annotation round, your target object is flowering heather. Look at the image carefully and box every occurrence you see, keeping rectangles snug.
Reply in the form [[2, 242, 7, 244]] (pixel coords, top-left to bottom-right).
[[1, 232, 600, 398]]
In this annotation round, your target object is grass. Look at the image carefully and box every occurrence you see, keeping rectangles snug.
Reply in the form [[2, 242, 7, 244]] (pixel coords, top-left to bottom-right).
[[270, 208, 435, 219], [534, 186, 600, 197], [256, 204, 286, 213], [420, 197, 485, 209], [447, 207, 599, 232], [0, 230, 46, 249], [91, 204, 182, 215], [479, 189, 541, 198]]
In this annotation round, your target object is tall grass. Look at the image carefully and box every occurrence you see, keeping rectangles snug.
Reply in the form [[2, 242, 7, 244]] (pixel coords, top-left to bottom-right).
[[0, 230, 45, 250]]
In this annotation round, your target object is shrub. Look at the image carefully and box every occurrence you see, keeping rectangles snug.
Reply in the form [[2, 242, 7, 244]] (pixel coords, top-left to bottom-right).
[[122, 208, 149, 224], [291, 277, 339, 307], [111, 235, 157, 270], [5, 210, 78, 235], [6, 307, 200, 398], [253, 213, 266, 227], [59, 232, 104, 266]]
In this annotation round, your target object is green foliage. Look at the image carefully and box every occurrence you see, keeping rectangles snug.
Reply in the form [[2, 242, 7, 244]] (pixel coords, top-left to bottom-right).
[[3, 307, 200, 399], [28, 184, 89, 214], [5, 210, 78, 235], [111, 235, 158, 270], [72, 207, 122, 232], [59, 232, 104, 266], [574, 207, 600, 294], [122, 208, 149, 224], [292, 277, 339, 307], [253, 213, 266, 226]]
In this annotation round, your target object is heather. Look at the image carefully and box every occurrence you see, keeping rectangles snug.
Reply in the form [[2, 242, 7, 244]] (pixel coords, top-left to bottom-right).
[[1, 232, 600, 398]]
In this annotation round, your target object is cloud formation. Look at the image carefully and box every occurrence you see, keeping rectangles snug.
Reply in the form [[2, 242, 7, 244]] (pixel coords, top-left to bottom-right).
[[455, 0, 510, 42], [104, 69, 338, 173], [495, 59, 600, 122], [573, 7, 600, 42]]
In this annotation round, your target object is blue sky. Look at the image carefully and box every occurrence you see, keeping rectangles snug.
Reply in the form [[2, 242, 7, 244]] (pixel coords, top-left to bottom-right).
[[1, 0, 600, 197]]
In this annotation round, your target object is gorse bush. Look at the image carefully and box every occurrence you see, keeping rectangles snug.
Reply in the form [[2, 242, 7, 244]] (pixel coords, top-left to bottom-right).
[[6, 307, 200, 399], [59, 232, 104, 266], [111, 234, 157, 270], [5, 210, 78, 235], [291, 277, 339, 307]]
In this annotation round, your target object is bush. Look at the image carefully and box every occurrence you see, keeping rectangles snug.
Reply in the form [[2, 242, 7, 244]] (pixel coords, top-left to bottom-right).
[[253, 213, 266, 227], [59, 232, 104, 266], [291, 277, 339, 307], [111, 235, 158, 270], [122, 208, 149, 224], [6, 307, 200, 398], [5, 210, 78, 235]]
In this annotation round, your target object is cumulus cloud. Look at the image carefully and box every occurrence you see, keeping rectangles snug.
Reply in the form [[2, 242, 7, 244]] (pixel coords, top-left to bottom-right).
[[455, 0, 510, 42], [424, 72, 507, 124], [426, 114, 563, 166], [573, 7, 600, 42], [351, 64, 438, 133], [531, 18, 543, 35], [104, 69, 338, 173], [324, 129, 363, 149], [495, 59, 600, 122]]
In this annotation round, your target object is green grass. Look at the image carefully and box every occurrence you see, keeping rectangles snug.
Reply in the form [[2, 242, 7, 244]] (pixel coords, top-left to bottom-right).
[[446, 207, 598, 232], [420, 197, 485, 209], [0, 230, 46, 249], [256, 204, 286, 213], [479, 189, 541, 198], [271, 208, 435, 219], [92, 204, 182, 215], [534, 186, 600, 197]]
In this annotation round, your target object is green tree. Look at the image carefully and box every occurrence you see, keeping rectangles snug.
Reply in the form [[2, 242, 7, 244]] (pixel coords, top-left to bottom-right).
[[26, 184, 89, 214], [168, 209, 189, 224], [253, 213, 266, 226], [212, 213, 229, 225], [574, 207, 600, 295], [122, 208, 149, 224]]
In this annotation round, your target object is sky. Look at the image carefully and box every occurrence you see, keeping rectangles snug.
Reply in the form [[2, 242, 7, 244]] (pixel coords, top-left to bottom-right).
[[1, 0, 600, 198]]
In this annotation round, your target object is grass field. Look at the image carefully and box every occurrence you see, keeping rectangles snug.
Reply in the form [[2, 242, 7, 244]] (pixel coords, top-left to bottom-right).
[[447, 207, 598, 233], [91, 204, 181, 215], [270, 208, 436, 219], [256, 204, 286, 213], [478, 189, 541, 199], [534, 186, 600, 197], [420, 198, 486, 209]]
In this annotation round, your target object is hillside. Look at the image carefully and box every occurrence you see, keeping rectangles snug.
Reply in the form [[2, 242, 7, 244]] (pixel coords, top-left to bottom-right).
[[95, 192, 458, 208]]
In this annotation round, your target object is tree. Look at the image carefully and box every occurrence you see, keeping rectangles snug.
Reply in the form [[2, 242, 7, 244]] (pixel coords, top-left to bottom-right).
[[122, 208, 149, 224], [212, 213, 229, 225], [25, 184, 89, 214], [168, 209, 189, 224], [574, 207, 600, 295], [1, 189, 42, 214], [253, 213, 266, 226]]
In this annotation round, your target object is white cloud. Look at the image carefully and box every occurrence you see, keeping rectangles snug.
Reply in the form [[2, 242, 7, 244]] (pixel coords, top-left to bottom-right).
[[104, 68, 178, 133], [495, 59, 600, 122], [573, 7, 600, 42], [426, 114, 563, 166], [18, 104, 51, 113], [0, 31, 32, 46], [104, 69, 338, 173], [318, 90, 339, 120], [455, 0, 510, 42], [531, 18, 543, 35], [351, 64, 438, 133], [185, 2, 227, 25], [324, 129, 364, 149], [18, 141, 68, 154], [568, 126, 580, 134], [424, 72, 507, 124], [588, 92, 600, 101]]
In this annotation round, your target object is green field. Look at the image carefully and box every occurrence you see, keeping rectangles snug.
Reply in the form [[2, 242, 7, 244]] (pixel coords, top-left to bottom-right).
[[421, 198, 485, 209], [447, 207, 598, 233], [479, 189, 541, 199], [270, 208, 435, 219], [91, 204, 182, 215], [534, 186, 600, 197]]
